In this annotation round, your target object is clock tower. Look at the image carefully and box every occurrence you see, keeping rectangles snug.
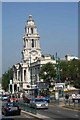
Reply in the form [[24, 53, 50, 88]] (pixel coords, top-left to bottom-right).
[[13, 15, 42, 92], [22, 15, 41, 63]]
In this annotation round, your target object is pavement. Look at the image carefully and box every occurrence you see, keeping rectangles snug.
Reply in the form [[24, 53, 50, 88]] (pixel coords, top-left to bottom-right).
[[50, 99, 80, 112], [21, 110, 50, 120], [21, 99, 80, 120]]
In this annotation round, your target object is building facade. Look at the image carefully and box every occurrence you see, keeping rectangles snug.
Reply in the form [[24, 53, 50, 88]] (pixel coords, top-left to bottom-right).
[[11, 15, 56, 93]]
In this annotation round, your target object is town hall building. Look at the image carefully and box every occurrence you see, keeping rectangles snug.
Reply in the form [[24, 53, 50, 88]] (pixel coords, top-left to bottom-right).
[[10, 15, 56, 94]]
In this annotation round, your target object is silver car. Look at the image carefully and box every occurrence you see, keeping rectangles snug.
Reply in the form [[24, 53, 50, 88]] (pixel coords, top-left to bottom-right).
[[30, 98, 48, 109]]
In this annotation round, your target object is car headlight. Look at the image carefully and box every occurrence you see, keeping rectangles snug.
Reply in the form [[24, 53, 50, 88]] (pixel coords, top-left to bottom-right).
[[36, 104, 41, 106], [45, 103, 48, 106]]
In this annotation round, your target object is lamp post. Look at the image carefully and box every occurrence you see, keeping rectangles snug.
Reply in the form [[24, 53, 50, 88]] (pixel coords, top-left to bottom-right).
[[30, 53, 32, 88], [55, 52, 60, 83]]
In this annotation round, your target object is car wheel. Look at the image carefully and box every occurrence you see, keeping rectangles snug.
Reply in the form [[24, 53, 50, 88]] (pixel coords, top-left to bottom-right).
[[2, 111, 4, 115], [17, 111, 21, 115], [4, 111, 7, 116]]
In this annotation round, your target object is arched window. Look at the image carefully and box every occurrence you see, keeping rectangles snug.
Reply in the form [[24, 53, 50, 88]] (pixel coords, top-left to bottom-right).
[[32, 39, 34, 47], [31, 28, 33, 34]]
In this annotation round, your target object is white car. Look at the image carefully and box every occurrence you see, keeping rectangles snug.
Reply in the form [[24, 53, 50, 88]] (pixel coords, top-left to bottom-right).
[[2, 94, 9, 101], [30, 98, 48, 109]]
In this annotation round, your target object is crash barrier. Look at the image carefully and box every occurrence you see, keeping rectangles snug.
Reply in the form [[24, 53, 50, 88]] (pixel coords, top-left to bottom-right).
[[64, 98, 80, 110], [18, 101, 37, 114]]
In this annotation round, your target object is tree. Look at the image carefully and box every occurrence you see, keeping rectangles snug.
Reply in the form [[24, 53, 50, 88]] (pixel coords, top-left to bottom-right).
[[39, 62, 56, 86], [59, 61, 68, 82], [60, 59, 80, 89], [73, 79, 80, 89], [73, 60, 80, 89], [2, 68, 13, 91]]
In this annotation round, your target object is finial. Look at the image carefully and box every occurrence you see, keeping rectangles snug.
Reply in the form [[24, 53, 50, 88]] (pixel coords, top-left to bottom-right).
[[29, 15, 32, 21]]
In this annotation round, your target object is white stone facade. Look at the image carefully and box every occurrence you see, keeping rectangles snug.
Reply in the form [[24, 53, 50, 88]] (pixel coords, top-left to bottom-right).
[[12, 15, 56, 92]]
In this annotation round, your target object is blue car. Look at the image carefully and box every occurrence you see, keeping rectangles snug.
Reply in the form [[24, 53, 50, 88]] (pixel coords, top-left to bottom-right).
[[43, 96, 50, 103], [2, 102, 21, 116]]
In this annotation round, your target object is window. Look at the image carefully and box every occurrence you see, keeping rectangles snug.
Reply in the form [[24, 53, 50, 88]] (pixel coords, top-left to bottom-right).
[[31, 28, 33, 34], [24, 70, 26, 81], [32, 39, 34, 47]]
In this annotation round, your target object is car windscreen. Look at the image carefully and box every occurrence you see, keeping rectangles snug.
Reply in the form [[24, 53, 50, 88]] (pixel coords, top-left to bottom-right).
[[35, 99, 45, 102]]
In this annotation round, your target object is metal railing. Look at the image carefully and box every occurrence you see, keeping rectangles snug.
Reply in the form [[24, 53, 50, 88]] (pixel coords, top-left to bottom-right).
[[64, 99, 80, 110], [18, 101, 37, 114]]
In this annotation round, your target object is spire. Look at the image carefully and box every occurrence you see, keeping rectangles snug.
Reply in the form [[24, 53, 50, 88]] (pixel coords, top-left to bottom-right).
[[29, 15, 33, 21]]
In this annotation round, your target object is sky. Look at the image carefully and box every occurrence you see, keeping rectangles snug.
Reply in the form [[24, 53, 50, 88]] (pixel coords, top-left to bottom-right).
[[1, 0, 79, 2], [2, 2, 78, 75]]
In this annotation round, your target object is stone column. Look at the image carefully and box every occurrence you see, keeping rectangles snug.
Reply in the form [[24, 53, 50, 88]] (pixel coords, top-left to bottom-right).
[[17, 69, 18, 81], [35, 27, 37, 33], [37, 39, 38, 48], [27, 28, 28, 33], [22, 68, 24, 82], [37, 73, 39, 83], [9, 84, 10, 93], [17, 84, 19, 92], [13, 71, 16, 81], [28, 39, 31, 48], [12, 84, 14, 94], [38, 39, 39, 48], [26, 69, 27, 82], [29, 28, 31, 34]]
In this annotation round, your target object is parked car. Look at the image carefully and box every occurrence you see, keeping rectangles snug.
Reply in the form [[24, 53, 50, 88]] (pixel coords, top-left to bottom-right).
[[2, 102, 21, 116], [43, 95, 50, 103], [8, 95, 18, 102], [2, 94, 9, 101], [30, 98, 48, 109]]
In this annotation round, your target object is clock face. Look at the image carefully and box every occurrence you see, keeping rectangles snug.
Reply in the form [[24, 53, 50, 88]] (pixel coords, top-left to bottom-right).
[[31, 50, 37, 56]]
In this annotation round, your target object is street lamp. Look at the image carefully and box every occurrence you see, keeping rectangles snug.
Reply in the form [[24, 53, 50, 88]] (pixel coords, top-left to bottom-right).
[[30, 53, 32, 88], [55, 53, 60, 83]]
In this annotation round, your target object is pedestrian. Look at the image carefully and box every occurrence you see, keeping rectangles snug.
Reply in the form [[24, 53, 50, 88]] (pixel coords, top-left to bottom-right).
[[65, 93, 69, 103], [72, 93, 76, 103]]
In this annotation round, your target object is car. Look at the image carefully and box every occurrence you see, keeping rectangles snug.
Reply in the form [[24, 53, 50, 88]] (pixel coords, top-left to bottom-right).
[[30, 98, 48, 109], [2, 101, 21, 116], [8, 95, 18, 102], [2, 94, 9, 101], [43, 95, 50, 103]]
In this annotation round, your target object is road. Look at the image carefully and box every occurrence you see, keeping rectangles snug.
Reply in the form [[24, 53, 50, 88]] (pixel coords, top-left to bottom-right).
[[1, 100, 80, 120], [1, 112, 38, 120], [37, 104, 80, 120], [0, 100, 39, 120]]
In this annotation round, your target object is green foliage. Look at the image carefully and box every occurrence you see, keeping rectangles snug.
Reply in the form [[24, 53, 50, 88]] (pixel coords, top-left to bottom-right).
[[73, 79, 80, 88], [60, 59, 80, 88], [39, 62, 56, 83], [2, 68, 13, 91]]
